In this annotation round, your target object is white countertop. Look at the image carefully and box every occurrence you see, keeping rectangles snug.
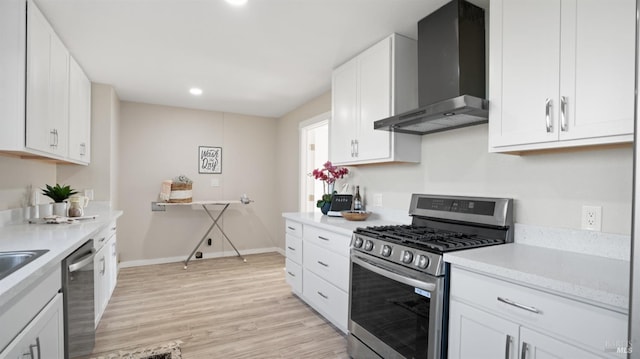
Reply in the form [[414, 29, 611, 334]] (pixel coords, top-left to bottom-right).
[[444, 243, 630, 313], [0, 208, 123, 310], [282, 211, 409, 236]]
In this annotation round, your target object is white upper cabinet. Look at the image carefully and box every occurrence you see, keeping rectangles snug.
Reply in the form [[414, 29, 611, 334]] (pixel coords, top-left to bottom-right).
[[68, 56, 91, 163], [0, 0, 91, 164], [26, 0, 69, 157], [330, 34, 421, 165], [489, 0, 635, 152]]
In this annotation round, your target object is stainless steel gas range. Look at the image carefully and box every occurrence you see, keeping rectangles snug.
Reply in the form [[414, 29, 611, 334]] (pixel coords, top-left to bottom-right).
[[348, 194, 513, 359]]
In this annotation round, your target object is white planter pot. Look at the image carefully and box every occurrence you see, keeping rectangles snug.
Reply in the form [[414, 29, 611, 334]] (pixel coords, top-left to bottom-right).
[[52, 202, 67, 217]]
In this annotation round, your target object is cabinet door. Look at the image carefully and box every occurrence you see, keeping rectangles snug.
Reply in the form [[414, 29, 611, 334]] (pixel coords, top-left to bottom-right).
[[356, 37, 392, 161], [558, 0, 634, 141], [489, 0, 561, 148], [1, 294, 64, 359], [105, 235, 117, 298], [448, 299, 519, 359], [94, 245, 107, 326], [330, 58, 358, 164], [49, 32, 69, 157], [68, 56, 91, 163], [520, 327, 605, 359], [25, 0, 69, 157], [26, 1, 53, 154]]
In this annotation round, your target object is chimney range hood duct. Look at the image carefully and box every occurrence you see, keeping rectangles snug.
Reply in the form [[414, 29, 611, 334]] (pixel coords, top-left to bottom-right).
[[374, 0, 488, 135]]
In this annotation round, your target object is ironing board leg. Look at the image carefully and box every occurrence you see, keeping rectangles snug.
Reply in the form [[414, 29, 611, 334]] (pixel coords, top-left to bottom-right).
[[183, 204, 228, 269]]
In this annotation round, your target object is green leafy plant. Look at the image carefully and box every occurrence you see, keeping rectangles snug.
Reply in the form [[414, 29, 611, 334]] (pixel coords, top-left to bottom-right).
[[41, 184, 78, 203]]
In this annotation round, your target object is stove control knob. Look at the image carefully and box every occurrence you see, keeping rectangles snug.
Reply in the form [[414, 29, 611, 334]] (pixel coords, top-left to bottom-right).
[[353, 237, 363, 248], [364, 240, 374, 251], [416, 255, 430, 269], [381, 245, 392, 257], [402, 250, 414, 264]]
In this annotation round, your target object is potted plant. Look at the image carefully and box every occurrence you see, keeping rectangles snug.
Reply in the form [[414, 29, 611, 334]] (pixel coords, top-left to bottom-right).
[[310, 161, 349, 214], [42, 184, 78, 216]]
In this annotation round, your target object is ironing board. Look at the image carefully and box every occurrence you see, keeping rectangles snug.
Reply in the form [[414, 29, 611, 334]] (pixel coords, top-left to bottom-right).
[[157, 200, 247, 268]]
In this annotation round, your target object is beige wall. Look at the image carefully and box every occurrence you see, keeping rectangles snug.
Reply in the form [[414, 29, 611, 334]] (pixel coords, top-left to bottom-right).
[[58, 83, 120, 203], [276, 92, 633, 236], [0, 155, 55, 210], [117, 101, 279, 263]]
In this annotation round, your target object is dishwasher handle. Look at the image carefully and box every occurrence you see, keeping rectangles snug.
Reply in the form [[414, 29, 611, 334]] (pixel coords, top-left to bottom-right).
[[68, 250, 95, 273]]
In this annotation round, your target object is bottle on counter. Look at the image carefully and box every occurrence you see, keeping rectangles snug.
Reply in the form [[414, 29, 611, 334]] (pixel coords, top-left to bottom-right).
[[353, 186, 362, 211]]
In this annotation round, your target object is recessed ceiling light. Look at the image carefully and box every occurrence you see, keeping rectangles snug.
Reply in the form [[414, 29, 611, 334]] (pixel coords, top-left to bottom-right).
[[225, 0, 247, 6], [190, 88, 203, 96]]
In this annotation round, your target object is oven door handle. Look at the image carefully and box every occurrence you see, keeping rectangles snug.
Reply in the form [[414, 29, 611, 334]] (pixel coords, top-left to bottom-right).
[[351, 254, 437, 291]]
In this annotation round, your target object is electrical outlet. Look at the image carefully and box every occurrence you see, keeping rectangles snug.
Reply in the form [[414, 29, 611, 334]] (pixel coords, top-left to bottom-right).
[[373, 193, 383, 207], [581, 205, 602, 231]]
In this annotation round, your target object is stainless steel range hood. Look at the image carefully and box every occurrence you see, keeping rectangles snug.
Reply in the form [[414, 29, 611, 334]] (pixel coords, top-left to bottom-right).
[[374, 0, 487, 135]]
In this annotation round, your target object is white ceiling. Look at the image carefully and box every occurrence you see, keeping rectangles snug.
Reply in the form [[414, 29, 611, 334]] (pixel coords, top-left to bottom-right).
[[36, 0, 452, 118]]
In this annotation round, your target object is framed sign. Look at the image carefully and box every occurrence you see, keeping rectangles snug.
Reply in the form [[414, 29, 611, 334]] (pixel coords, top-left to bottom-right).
[[199, 146, 222, 174]]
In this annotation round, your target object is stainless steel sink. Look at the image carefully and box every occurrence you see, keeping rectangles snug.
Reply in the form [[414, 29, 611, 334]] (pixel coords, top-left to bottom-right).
[[0, 250, 49, 280]]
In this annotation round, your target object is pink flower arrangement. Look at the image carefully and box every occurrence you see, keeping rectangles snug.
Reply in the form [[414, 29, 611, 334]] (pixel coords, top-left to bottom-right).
[[310, 161, 349, 210], [311, 161, 349, 186]]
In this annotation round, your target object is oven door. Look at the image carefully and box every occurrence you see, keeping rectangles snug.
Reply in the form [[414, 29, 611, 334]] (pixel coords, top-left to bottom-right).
[[349, 252, 445, 359]]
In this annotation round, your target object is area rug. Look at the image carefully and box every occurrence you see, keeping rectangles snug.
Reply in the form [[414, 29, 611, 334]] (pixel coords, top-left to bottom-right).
[[90, 340, 182, 359]]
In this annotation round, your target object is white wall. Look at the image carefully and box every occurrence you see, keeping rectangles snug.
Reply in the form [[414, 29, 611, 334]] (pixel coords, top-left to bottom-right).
[[117, 101, 279, 263], [278, 94, 634, 237]]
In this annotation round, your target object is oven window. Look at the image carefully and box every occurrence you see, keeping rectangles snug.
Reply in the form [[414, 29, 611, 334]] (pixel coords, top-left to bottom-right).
[[351, 261, 431, 358]]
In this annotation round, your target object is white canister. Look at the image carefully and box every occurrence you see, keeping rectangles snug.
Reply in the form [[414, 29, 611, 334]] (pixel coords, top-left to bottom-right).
[[39, 203, 53, 217], [52, 202, 67, 217]]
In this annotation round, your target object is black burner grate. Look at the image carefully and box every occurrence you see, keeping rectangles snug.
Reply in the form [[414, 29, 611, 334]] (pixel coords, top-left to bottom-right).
[[355, 225, 505, 253]]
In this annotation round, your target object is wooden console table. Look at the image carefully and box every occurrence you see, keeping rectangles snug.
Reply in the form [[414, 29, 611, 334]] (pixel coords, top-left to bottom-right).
[[157, 200, 247, 268]]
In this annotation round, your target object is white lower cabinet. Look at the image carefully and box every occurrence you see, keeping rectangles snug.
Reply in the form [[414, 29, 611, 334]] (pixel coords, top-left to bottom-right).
[[1, 294, 64, 359], [94, 222, 118, 327], [0, 267, 63, 359], [448, 267, 627, 359], [282, 218, 350, 334]]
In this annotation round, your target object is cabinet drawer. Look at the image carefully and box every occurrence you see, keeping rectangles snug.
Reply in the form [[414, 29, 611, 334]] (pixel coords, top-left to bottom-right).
[[303, 268, 348, 333], [303, 241, 349, 292], [285, 220, 302, 238], [93, 221, 117, 251], [285, 259, 302, 294], [450, 267, 627, 354], [303, 225, 350, 257], [285, 234, 302, 264]]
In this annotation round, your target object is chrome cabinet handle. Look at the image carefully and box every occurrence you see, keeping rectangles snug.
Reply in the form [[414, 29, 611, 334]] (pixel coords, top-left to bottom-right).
[[287, 246, 296, 251], [545, 98, 553, 133], [505, 335, 512, 359], [520, 342, 528, 359], [318, 236, 330, 241], [317, 291, 328, 299], [50, 129, 56, 147], [27, 337, 41, 359], [317, 260, 329, 267], [354, 139, 359, 157], [287, 271, 295, 277], [80, 142, 86, 156], [100, 257, 106, 274], [560, 96, 568, 131], [497, 297, 541, 314], [350, 140, 355, 157], [287, 226, 295, 231]]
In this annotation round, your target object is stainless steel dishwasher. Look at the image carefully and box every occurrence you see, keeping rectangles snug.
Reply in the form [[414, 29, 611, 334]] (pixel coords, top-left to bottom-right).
[[62, 239, 95, 359]]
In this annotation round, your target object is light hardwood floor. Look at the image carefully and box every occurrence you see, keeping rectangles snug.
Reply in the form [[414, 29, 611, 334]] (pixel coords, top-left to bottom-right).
[[86, 252, 348, 358]]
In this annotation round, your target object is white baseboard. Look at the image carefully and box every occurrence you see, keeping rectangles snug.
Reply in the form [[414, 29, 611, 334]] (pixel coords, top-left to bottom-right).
[[119, 246, 285, 268]]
